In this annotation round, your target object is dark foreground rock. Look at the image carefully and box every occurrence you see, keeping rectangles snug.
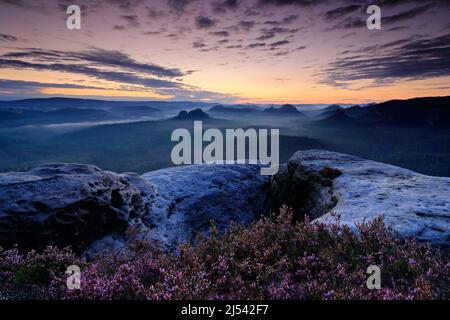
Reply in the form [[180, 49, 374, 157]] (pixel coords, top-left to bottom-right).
[[0, 162, 270, 255], [0, 163, 152, 252]]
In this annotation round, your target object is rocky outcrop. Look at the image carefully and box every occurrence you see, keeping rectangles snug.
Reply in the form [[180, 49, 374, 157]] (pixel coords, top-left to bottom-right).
[[0, 163, 152, 252], [1, 150, 448, 256], [272, 150, 450, 247], [0, 162, 270, 255], [141, 164, 270, 251]]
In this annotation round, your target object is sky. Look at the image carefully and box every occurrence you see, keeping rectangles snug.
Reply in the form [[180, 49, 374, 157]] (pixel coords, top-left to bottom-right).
[[0, 0, 449, 104]]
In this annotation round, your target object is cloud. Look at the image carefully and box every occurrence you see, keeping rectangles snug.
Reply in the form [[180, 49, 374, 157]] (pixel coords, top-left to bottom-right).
[[270, 40, 290, 47], [383, 4, 431, 25], [146, 8, 166, 19], [113, 25, 126, 31], [195, 16, 216, 29], [106, 0, 144, 10], [2, 48, 185, 78], [320, 34, 450, 87], [0, 33, 18, 42], [0, 48, 236, 101], [167, 0, 195, 13], [256, 26, 298, 41], [121, 15, 140, 27], [324, 4, 362, 20], [239, 21, 256, 31], [210, 31, 230, 37], [0, 58, 181, 88], [258, 0, 316, 6], [247, 42, 266, 49], [212, 0, 239, 13], [0, 79, 106, 93], [193, 40, 207, 48]]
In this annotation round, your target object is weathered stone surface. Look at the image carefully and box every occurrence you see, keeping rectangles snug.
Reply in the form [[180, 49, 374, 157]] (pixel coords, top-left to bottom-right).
[[141, 164, 270, 251], [1, 150, 448, 256], [273, 150, 450, 247], [0, 163, 152, 251]]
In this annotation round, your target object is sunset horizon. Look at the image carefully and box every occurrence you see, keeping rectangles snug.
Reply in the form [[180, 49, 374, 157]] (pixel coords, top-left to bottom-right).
[[1, 0, 449, 104]]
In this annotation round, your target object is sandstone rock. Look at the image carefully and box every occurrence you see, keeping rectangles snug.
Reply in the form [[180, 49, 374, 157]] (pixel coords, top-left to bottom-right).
[[141, 164, 270, 251], [0, 163, 152, 251], [273, 150, 450, 247], [2, 151, 448, 256]]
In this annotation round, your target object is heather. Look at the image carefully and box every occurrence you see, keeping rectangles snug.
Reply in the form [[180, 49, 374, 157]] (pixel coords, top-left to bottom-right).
[[0, 207, 448, 300]]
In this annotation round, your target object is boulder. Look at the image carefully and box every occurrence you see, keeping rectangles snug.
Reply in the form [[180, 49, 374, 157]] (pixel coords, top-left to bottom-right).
[[141, 164, 270, 251], [0, 163, 152, 252], [272, 150, 450, 247], [0, 162, 270, 255]]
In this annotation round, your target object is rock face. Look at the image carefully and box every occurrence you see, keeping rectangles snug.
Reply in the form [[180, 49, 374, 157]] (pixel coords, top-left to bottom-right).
[[141, 164, 270, 251], [272, 150, 450, 247], [1, 150, 448, 255], [0, 163, 152, 252], [0, 162, 270, 254]]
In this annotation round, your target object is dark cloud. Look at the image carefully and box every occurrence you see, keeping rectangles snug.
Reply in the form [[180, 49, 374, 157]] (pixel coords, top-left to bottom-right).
[[195, 16, 216, 29], [106, 0, 144, 10], [0, 0, 46, 11], [264, 14, 299, 26], [113, 25, 126, 31], [0, 33, 18, 42], [193, 40, 207, 48], [383, 4, 431, 25], [247, 42, 266, 49], [327, 2, 439, 30], [239, 21, 256, 31], [146, 8, 166, 19], [225, 44, 243, 49], [258, 0, 315, 6], [386, 26, 409, 32], [121, 15, 140, 27], [212, 0, 239, 13], [0, 58, 181, 88], [0, 79, 105, 92], [325, 4, 362, 20], [256, 26, 298, 41], [210, 31, 230, 37], [269, 40, 290, 47], [321, 34, 450, 87], [1, 48, 185, 78], [167, 0, 195, 12]]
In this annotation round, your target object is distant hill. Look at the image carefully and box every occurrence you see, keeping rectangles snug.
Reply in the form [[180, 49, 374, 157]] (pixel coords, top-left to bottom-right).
[[323, 105, 343, 112], [363, 96, 450, 127], [316, 105, 344, 119], [172, 109, 211, 121], [0, 97, 213, 112], [108, 105, 160, 118], [313, 97, 450, 128], [264, 104, 305, 116], [209, 105, 259, 115], [0, 108, 114, 126], [317, 109, 354, 126], [0, 97, 129, 110], [344, 105, 367, 118]]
